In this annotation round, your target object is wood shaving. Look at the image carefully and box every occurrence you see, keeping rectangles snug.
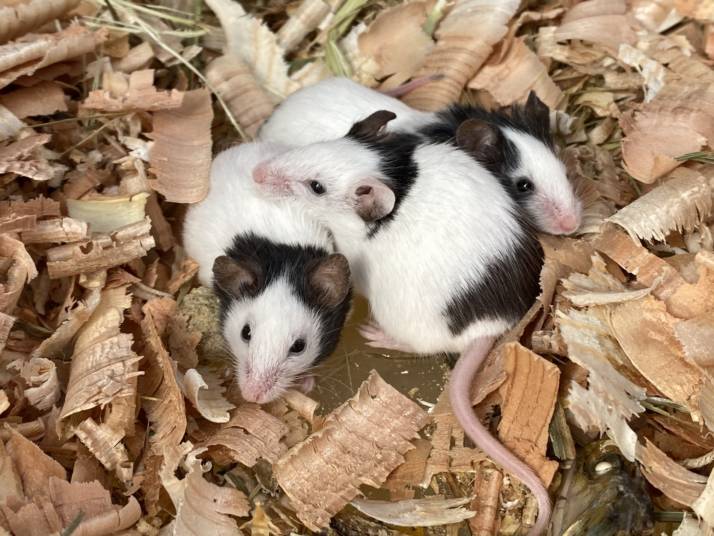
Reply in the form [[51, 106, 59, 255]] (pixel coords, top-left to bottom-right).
[[20, 217, 87, 244], [404, 0, 520, 110], [46, 217, 155, 279], [0, 0, 80, 44], [148, 89, 213, 203], [350, 496, 475, 527], [277, 0, 334, 52], [469, 38, 562, 108], [181, 368, 236, 424], [637, 439, 707, 506], [497, 343, 560, 486], [205, 54, 275, 138], [66, 192, 149, 234], [0, 81, 66, 118], [274, 370, 428, 531], [82, 69, 184, 112], [9, 356, 59, 410], [383, 438, 431, 499]]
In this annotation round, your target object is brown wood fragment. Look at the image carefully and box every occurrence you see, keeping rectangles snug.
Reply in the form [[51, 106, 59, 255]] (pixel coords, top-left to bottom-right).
[[46, 217, 155, 279], [20, 217, 87, 244], [383, 438, 431, 499], [497, 343, 560, 486], [273, 370, 428, 531], [469, 463, 503, 536], [205, 54, 274, 138], [0, 81, 67, 118], [0, 0, 80, 44], [81, 69, 184, 112]]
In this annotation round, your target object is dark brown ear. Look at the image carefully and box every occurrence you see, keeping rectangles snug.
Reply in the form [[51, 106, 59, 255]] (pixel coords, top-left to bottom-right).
[[525, 90, 549, 120], [455, 118, 499, 162], [347, 110, 397, 141], [307, 254, 351, 308], [212, 255, 262, 298]]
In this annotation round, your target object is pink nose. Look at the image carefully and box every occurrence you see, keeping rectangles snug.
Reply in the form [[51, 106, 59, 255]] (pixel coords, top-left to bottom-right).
[[557, 213, 579, 234], [240, 375, 278, 404]]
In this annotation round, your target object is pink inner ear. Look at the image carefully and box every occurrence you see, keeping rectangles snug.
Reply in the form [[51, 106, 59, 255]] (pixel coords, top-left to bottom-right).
[[354, 177, 395, 222], [252, 161, 270, 184]]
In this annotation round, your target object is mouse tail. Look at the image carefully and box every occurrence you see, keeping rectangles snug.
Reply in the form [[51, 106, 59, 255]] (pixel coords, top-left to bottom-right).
[[449, 337, 552, 536], [379, 74, 445, 98]]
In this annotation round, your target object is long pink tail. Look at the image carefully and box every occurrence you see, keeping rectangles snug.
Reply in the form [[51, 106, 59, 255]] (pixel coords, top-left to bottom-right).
[[449, 337, 552, 536], [379, 74, 444, 98]]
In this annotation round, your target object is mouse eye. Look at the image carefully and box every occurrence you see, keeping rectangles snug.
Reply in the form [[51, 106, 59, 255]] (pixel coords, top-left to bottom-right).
[[289, 338, 306, 355], [309, 180, 325, 195], [516, 178, 534, 194], [241, 324, 251, 342]]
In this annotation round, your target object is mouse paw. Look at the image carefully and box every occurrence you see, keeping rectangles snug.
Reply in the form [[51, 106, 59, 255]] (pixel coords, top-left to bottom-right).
[[298, 375, 315, 394], [359, 322, 413, 352]]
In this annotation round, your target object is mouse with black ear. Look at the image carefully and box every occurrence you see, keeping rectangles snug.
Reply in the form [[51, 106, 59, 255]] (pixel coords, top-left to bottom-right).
[[183, 142, 352, 404], [253, 111, 552, 535], [259, 77, 581, 236]]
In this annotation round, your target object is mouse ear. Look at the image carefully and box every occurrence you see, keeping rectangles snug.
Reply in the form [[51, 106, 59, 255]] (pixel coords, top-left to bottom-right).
[[351, 177, 396, 222], [525, 90, 549, 120], [212, 255, 262, 299], [455, 118, 499, 163], [347, 110, 397, 141], [307, 253, 351, 308]]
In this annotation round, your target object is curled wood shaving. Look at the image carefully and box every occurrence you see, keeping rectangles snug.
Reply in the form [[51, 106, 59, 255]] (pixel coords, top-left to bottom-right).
[[277, 0, 334, 52], [205, 54, 274, 138], [32, 290, 100, 359], [274, 370, 428, 531], [0, 0, 80, 44], [497, 343, 559, 486], [350, 496, 475, 527], [67, 192, 149, 235], [608, 296, 709, 423], [20, 217, 87, 244], [553, 0, 637, 49], [3, 477, 141, 536], [469, 38, 562, 108], [620, 82, 714, 183], [557, 307, 646, 461], [148, 89, 213, 203], [9, 357, 59, 411], [0, 234, 37, 314], [607, 166, 714, 242], [59, 285, 140, 420], [383, 438, 431, 499], [404, 0, 520, 110], [181, 368, 235, 424], [637, 439, 707, 506], [73, 417, 132, 483], [5, 428, 65, 499], [0, 26, 108, 89], [201, 404, 288, 466], [0, 81, 67, 118], [81, 69, 184, 112], [46, 217, 155, 279], [0, 133, 54, 181], [161, 446, 249, 534], [141, 298, 187, 454], [205, 0, 299, 97], [351, 1, 434, 90]]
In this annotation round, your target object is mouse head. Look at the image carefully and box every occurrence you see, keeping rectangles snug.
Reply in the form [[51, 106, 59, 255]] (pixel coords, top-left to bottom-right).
[[213, 251, 351, 404], [252, 112, 397, 226], [456, 92, 582, 236]]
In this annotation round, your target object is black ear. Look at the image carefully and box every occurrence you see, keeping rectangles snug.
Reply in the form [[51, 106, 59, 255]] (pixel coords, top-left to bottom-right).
[[455, 118, 500, 163], [525, 91, 549, 121], [347, 110, 397, 141], [306, 254, 351, 308], [212, 255, 262, 299]]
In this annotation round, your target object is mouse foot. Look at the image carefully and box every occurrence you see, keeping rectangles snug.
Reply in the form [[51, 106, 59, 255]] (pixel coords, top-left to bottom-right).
[[359, 322, 414, 352], [298, 375, 315, 394]]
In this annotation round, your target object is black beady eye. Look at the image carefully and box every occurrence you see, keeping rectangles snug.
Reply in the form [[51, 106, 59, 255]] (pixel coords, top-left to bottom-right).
[[516, 178, 534, 193], [310, 180, 325, 195], [241, 324, 251, 342], [289, 338, 306, 354]]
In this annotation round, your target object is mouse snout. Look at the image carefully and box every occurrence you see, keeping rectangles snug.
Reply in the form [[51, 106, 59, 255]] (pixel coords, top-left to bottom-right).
[[239, 368, 281, 404], [555, 211, 579, 235]]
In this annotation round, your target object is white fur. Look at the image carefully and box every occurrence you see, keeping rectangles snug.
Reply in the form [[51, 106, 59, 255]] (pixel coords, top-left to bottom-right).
[[183, 142, 336, 402], [503, 128, 583, 235], [258, 77, 432, 144], [257, 140, 527, 354], [259, 77, 582, 236]]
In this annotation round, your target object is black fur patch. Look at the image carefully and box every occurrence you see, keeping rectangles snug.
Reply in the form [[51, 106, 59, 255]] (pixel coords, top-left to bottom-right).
[[215, 233, 352, 361], [443, 218, 544, 335], [346, 129, 421, 237]]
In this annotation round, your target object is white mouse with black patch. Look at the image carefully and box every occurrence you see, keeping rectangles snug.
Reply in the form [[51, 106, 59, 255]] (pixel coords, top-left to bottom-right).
[[259, 77, 581, 236], [183, 142, 352, 404], [252, 111, 551, 535]]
